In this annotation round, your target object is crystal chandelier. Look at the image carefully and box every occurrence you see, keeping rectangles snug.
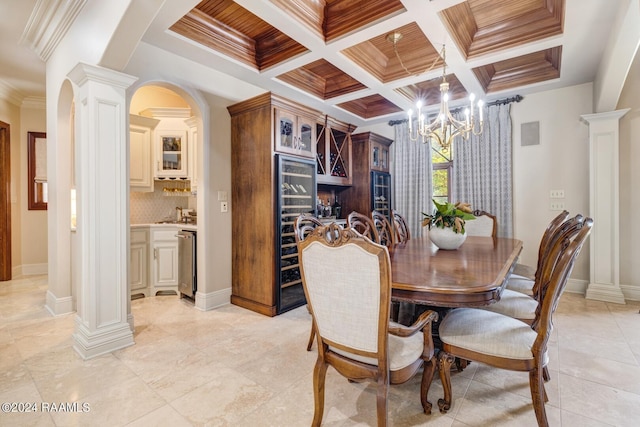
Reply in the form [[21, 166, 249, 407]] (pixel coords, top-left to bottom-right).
[[389, 33, 484, 151]]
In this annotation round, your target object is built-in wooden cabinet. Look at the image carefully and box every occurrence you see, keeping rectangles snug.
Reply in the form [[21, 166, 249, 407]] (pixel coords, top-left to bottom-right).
[[228, 93, 325, 316], [275, 108, 317, 159], [316, 117, 354, 186], [340, 132, 393, 219], [129, 114, 159, 192]]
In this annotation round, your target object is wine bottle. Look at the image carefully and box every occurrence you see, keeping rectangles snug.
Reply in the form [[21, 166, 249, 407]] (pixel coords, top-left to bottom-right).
[[332, 195, 342, 219]]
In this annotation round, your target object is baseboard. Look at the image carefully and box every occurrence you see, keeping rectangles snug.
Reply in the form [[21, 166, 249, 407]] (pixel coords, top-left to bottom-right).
[[564, 278, 588, 295], [194, 287, 231, 311], [11, 263, 48, 278], [44, 290, 75, 316], [586, 282, 627, 304], [621, 284, 640, 302]]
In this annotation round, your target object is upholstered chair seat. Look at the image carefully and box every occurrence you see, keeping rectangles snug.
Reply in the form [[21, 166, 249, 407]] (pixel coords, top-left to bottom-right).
[[505, 275, 535, 296], [480, 289, 537, 323], [332, 329, 424, 371], [439, 308, 548, 365]]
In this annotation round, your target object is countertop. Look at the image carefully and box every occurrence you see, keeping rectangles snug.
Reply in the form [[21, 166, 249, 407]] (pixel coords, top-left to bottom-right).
[[131, 222, 197, 231]]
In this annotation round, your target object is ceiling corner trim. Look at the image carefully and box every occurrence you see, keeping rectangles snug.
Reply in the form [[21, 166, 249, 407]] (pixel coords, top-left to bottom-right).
[[20, 0, 87, 61]]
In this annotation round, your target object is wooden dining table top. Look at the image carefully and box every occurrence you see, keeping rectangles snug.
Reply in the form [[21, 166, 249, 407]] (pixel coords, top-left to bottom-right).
[[389, 235, 523, 308]]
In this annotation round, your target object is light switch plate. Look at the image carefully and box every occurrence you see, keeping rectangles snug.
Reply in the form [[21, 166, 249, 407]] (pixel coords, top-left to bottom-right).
[[217, 191, 228, 201]]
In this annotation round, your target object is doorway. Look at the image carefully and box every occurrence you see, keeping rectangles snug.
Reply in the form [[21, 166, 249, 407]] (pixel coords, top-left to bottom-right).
[[0, 120, 11, 280]]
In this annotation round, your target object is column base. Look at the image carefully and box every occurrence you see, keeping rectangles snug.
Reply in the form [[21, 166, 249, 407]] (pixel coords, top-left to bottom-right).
[[585, 282, 626, 304], [44, 290, 74, 316], [72, 316, 135, 360]]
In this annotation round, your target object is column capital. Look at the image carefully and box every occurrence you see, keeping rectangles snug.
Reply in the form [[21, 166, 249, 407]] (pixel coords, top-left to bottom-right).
[[581, 108, 630, 125], [67, 62, 137, 89]]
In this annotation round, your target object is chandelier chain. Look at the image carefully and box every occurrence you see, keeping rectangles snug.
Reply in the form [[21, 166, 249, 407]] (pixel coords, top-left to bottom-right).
[[390, 33, 444, 78]]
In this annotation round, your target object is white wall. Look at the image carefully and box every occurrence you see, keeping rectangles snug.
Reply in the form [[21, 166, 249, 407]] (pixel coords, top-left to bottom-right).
[[511, 83, 593, 288], [617, 50, 640, 301]]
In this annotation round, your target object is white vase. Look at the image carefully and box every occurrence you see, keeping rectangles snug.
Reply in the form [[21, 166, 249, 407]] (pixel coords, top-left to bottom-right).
[[429, 227, 467, 250]]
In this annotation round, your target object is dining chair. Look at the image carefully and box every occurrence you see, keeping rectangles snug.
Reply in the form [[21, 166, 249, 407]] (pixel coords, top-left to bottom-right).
[[481, 214, 584, 325], [294, 213, 326, 351], [294, 213, 324, 243], [371, 210, 396, 247], [347, 210, 380, 243], [464, 209, 497, 237], [298, 223, 439, 426], [434, 217, 593, 427], [507, 210, 571, 295], [392, 210, 411, 244]]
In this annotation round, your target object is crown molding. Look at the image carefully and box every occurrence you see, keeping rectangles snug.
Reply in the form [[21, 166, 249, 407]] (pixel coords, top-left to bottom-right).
[[21, 0, 87, 61], [0, 80, 25, 107], [21, 96, 47, 110]]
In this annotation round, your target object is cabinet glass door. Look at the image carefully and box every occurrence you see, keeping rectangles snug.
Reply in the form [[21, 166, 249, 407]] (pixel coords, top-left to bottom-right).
[[162, 136, 182, 171], [371, 171, 391, 220], [157, 130, 188, 178], [276, 155, 317, 313], [275, 110, 315, 158]]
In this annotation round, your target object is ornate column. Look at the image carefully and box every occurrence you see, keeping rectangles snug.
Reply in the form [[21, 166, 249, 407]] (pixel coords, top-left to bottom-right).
[[67, 63, 137, 359], [581, 109, 629, 304]]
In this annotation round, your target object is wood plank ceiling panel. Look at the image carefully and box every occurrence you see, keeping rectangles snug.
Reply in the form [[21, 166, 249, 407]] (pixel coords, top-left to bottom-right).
[[170, 0, 307, 70], [277, 59, 367, 100]]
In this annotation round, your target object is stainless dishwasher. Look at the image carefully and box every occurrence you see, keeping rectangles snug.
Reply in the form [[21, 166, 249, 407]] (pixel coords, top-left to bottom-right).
[[177, 230, 197, 299]]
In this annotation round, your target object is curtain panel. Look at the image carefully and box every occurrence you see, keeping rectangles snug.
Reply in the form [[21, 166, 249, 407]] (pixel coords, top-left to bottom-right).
[[391, 122, 433, 238], [451, 103, 513, 237]]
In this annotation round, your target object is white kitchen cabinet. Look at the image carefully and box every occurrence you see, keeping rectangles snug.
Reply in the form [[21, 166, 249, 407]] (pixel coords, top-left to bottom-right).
[[130, 228, 150, 297], [151, 228, 179, 295], [139, 108, 192, 180], [156, 129, 188, 178], [129, 115, 159, 192]]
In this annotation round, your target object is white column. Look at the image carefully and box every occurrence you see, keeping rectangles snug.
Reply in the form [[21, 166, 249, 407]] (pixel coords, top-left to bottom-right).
[[67, 63, 137, 359], [581, 109, 629, 304]]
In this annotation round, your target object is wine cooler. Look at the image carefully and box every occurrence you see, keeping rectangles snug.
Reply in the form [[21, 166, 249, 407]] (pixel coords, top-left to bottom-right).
[[371, 171, 392, 220], [276, 154, 317, 313]]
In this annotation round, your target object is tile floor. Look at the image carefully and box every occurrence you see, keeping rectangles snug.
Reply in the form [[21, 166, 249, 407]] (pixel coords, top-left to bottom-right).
[[1, 275, 640, 426]]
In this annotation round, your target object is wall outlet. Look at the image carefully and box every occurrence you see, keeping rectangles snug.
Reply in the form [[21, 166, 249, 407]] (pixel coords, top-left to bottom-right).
[[220, 201, 228, 212], [550, 189, 565, 198], [550, 201, 565, 211]]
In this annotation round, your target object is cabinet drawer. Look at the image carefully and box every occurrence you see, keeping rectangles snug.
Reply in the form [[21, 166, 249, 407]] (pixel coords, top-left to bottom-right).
[[131, 229, 149, 244], [152, 229, 178, 242]]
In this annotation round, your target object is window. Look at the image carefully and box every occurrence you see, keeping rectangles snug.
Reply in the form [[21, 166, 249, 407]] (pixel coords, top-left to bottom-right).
[[431, 146, 452, 205], [27, 131, 47, 210]]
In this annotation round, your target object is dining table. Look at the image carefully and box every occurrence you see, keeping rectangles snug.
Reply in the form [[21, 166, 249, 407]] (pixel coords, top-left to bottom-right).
[[389, 234, 524, 309]]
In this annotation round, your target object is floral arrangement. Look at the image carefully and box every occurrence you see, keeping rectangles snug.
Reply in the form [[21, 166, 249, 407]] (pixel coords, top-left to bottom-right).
[[421, 199, 475, 234]]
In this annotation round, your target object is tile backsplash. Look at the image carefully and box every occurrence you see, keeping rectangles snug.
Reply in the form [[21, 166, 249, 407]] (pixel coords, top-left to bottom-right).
[[130, 182, 194, 224]]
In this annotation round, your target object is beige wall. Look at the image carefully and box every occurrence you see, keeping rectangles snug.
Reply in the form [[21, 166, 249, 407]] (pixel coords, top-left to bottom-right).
[[617, 50, 640, 300], [19, 105, 47, 274], [511, 83, 593, 288]]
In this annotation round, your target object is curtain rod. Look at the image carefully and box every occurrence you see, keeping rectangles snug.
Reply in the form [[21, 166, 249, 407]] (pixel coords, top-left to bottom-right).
[[387, 94, 524, 126]]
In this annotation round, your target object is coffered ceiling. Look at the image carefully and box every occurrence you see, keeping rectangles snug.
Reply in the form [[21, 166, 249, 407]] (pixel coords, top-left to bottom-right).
[[0, 0, 625, 127], [158, 0, 614, 126]]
